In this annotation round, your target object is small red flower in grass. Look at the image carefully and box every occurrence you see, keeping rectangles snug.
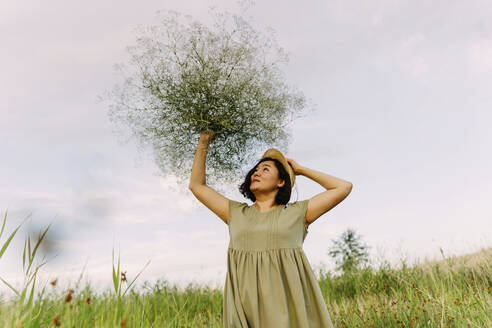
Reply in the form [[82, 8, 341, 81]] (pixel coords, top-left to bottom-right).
[[52, 314, 61, 326], [65, 289, 75, 303], [120, 317, 128, 328]]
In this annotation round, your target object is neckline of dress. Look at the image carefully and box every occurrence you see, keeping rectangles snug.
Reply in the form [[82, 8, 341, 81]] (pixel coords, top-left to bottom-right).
[[250, 204, 283, 214]]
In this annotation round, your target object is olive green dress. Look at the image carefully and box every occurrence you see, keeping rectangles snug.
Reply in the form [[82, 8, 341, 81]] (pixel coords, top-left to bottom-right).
[[223, 199, 334, 328]]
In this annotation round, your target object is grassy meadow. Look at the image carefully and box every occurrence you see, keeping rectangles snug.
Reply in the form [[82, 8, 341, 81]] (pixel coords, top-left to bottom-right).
[[1, 213, 491, 327]]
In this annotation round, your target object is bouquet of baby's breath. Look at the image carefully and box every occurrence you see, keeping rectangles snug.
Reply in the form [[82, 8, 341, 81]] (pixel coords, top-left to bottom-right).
[[98, 2, 313, 188]]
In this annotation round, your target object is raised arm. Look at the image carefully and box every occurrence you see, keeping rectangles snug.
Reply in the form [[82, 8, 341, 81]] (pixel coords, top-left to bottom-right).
[[188, 130, 231, 225], [287, 158, 352, 227]]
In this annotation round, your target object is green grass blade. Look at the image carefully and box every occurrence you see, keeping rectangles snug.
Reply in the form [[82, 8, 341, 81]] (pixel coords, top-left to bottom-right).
[[22, 238, 27, 271], [75, 258, 88, 289], [27, 235, 31, 262], [112, 246, 119, 293], [0, 219, 24, 259], [0, 210, 7, 238], [18, 265, 42, 307], [27, 272, 37, 309], [117, 250, 121, 293], [20, 280, 28, 304], [123, 259, 151, 297], [0, 275, 19, 296], [26, 223, 51, 275]]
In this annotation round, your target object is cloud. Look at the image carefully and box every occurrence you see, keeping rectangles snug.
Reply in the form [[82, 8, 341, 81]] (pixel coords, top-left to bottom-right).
[[468, 38, 492, 74], [2, 0, 492, 297]]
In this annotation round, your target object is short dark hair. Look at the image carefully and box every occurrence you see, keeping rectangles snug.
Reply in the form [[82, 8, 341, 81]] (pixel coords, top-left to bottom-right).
[[238, 157, 292, 205]]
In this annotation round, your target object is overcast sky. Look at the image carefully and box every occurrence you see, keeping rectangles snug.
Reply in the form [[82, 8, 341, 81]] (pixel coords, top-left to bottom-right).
[[1, 0, 491, 297]]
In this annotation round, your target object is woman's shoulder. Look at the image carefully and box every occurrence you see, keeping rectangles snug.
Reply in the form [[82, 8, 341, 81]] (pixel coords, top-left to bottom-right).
[[229, 199, 248, 209], [286, 199, 309, 214], [287, 199, 309, 208], [228, 199, 249, 225]]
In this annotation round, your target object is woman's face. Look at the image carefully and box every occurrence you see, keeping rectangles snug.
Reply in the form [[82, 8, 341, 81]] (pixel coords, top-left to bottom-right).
[[250, 160, 284, 193]]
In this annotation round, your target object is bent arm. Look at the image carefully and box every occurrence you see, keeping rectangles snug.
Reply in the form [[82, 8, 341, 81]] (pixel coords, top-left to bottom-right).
[[299, 166, 352, 190], [299, 166, 352, 226]]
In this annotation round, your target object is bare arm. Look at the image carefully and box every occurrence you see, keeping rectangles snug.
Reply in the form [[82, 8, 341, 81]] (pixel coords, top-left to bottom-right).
[[298, 166, 352, 190], [298, 166, 352, 226], [188, 130, 231, 225], [189, 130, 214, 188]]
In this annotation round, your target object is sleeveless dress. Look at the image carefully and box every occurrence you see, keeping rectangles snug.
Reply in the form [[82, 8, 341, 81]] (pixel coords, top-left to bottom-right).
[[223, 199, 334, 328]]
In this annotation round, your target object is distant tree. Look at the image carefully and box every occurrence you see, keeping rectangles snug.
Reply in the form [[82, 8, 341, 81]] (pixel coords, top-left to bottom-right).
[[97, 1, 314, 191], [327, 228, 370, 274]]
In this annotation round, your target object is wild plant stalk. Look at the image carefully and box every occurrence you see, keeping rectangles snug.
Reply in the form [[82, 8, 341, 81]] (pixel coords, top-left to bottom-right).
[[0, 211, 152, 327], [1, 210, 491, 326], [0, 211, 53, 326], [111, 245, 151, 325]]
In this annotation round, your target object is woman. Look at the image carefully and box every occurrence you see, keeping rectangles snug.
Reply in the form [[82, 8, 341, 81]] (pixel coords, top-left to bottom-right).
[[189, 130, 352, 327]]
